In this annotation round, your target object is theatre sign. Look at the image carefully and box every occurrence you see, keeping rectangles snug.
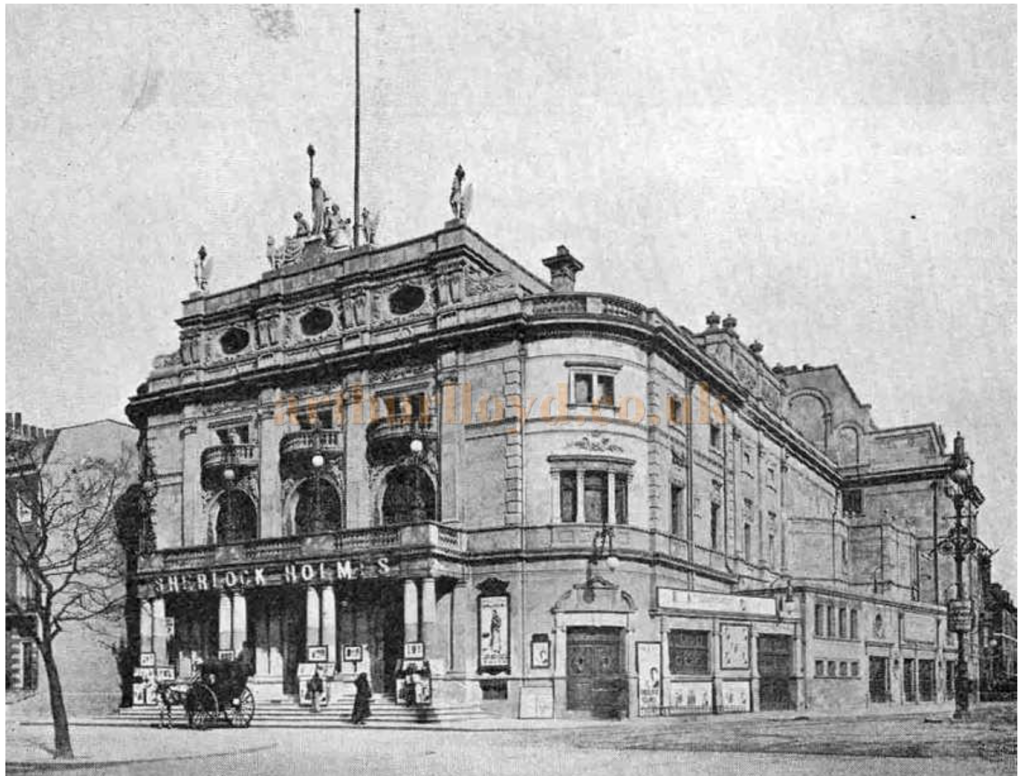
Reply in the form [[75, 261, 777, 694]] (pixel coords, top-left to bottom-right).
[[151, 556, 392, 595]]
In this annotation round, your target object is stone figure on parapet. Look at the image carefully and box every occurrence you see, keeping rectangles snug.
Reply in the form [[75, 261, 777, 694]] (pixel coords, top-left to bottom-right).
[[324, 203, 352, 249], [449, 164, 473, 220], [193, 245, 212, 292], [310, 177, 327, 234], [361, 207, 380, 245], [293, 211, 311, 238]]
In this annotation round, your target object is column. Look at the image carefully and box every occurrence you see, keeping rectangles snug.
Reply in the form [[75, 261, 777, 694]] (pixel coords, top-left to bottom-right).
[[140, 599, 155, 655], [231, 591, 247, 654], [306, 586, 321, 653], [575, 468, 584, 522], [218, 593, 232, 653], [321, 585, 337, 667], [450, 581, 469, 674], [421, 577, 437, 657], [152, 597, 168, 665], [403, 578, 419, 644]]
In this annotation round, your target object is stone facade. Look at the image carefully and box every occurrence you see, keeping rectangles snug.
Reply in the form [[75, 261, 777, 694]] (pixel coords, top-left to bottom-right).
[[125, 222, 984, 718]]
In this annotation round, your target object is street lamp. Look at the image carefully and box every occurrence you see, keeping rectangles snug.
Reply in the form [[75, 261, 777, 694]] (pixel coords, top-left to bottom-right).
[[936, 431, 987, 720], [586, 520, 618, 589]]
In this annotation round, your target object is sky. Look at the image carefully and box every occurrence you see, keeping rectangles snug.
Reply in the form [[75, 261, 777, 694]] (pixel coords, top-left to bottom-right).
[[5, 5, 1016, 588]]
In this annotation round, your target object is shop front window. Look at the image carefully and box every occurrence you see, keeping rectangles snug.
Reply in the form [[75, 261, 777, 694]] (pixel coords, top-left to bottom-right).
[[668, 630, 710, 675]]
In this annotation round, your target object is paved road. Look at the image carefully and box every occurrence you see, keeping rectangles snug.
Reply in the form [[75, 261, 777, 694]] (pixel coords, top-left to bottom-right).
[[11, 724, 1014, 776]]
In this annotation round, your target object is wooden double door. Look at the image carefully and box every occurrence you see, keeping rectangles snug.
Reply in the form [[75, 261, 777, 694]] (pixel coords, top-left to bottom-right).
[[757, 634, 794, 710], [566, 627, 626, 717]]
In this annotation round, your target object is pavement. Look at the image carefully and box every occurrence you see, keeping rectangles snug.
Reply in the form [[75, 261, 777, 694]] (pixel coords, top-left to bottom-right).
[[5, 702, 1015, 774]]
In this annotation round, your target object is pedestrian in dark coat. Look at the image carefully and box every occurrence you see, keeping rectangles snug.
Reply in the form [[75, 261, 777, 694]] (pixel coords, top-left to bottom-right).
[[350, 672, 372, 725]]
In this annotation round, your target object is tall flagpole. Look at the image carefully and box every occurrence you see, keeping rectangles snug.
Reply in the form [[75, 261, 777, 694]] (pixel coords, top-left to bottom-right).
[[353, 7, 361, 247]]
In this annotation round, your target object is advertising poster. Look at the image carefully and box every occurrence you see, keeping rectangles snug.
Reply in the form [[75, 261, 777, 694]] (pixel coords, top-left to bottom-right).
[[479, 595, 510, 670], [636, 641, 662, 716]]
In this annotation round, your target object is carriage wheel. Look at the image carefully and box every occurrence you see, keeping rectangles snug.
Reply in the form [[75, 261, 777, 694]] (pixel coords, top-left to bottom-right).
[[228, 687, 256, 728], [186, 684, 219, 730]]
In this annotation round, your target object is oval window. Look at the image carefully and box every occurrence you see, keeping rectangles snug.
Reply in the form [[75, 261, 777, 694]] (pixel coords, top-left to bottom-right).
[[220, 327, 250, 355], [300, 307, 333, 336], [389, 285, 425, 316]]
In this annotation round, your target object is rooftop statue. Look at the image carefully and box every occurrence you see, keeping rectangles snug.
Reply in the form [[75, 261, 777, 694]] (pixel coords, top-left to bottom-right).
[[449, 164, 473, 220], [324, 202, 352, 249], [361, 207, 380, 245], [193, 245, 213, 293], [293, 211, 311, 238], [310, 177, 327, 234]]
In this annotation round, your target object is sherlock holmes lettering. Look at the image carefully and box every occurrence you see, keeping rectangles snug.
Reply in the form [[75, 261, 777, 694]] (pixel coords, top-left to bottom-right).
[[151, 557, 392, 595]]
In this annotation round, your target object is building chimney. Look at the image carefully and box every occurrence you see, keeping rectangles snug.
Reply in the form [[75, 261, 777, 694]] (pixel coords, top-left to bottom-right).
[[542, 245, 584, 293]]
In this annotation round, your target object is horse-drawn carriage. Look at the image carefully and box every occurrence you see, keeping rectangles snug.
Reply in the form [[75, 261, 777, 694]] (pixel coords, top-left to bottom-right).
[[156, 659, 256, 729]]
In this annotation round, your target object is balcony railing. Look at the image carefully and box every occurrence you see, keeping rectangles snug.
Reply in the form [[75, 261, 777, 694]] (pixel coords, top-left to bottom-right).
[[280, 429, 344, 460], [140, 522, 464, 574], [200, 444, 259, 474], [366, 415, 438, 464]]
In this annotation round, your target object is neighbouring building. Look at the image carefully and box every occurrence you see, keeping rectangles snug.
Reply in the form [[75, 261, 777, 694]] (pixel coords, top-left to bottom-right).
[[5, 412, 138, 717], [978, 551, 1016, 699], [124, 187, 996, 718]]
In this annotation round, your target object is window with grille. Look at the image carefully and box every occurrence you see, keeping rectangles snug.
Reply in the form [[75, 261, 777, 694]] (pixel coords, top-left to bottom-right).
[[710, 502, 720, 549], [668, 630, 710, 675]]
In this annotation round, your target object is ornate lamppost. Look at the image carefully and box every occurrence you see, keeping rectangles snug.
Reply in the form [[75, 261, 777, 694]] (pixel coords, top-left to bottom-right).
[[936, 432, 986, 719], [586, 520, 619, 589]]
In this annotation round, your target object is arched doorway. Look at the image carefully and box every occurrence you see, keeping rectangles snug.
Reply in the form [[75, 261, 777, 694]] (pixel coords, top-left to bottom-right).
[[294, 477, 343, 534], [381, 466, 435, 524], [216, 491, 257, 543]]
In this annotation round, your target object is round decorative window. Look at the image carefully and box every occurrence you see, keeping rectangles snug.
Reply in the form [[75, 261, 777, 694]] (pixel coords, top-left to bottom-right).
[[300, 307, 333, 336], [388, 285, 426, 316], [220, 327, 250, 355]]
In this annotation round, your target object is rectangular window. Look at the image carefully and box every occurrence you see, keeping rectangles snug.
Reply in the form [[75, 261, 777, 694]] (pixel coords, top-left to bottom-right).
[[573, 373, 593, 404], [828, 661, 837, 677], [668, 630, 710, 675], [839, 609, 848, 639], [743, 524, 752, 560], [596, 375, 615, 406], [815, 660, 825, 677], [850, 610, 859, 640], [614, 474, 628, 526], [841, 539, 848, 566], [851, 661, 860, 678], [842, 489, 862, 515], [709, 423, 721, 450], [710, 502, 720, 549], [559, 471, 577, 523], [840, 661, 849, 677], [768, 534, 775, 567], [670, 485, 684, 536], [815, 605, 825, 637], [827, 606, 835, 638], [216, 424, 251, 444], [583, 472, 608, 524], [668, 395, 686, 425]]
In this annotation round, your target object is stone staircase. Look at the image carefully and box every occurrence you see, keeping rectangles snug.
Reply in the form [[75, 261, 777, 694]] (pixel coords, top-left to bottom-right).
[[115, 692, 493, 728]]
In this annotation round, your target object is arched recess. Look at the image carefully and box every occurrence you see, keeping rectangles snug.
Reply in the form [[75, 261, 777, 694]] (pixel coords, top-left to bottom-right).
[[293, 476, 344, 535], [380, 465, 436, 525], [216, 491, 258, 543], [834, 423, 862, 467], [787, 391, 831, 450]]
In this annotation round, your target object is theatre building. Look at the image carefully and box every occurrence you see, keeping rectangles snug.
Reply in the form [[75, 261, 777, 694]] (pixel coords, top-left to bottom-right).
[[126, 202, 983, 718]]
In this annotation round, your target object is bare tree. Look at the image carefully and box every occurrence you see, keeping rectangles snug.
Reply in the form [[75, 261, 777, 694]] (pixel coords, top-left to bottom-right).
[[6, 435, 136, 760]]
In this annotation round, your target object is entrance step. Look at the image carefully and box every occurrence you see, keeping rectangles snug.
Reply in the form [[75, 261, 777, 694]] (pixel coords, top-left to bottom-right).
[[114, 697, 492, 727]]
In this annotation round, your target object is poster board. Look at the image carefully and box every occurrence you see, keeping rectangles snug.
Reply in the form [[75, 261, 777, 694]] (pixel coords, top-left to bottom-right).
[[666, 681, 713, 715], [479, 595, 510, 671], [636, 641, 662, 716]]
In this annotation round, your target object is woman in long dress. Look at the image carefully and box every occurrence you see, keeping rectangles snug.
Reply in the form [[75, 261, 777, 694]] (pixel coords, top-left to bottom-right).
[[350, 672, 372, 725]]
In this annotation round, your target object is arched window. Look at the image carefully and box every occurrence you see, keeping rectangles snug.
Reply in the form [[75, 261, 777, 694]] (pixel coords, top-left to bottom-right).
[[294, 477, 343, 535], [216, 491, 257, 544], [381, 466, 435, 525]]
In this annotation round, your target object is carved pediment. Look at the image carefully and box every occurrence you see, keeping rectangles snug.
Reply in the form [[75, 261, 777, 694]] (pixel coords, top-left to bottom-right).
[[552, 580, 636, 614]]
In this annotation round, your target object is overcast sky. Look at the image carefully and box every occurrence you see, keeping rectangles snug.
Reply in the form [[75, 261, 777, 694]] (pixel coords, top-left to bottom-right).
[[6, 5, 1016, 588]]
